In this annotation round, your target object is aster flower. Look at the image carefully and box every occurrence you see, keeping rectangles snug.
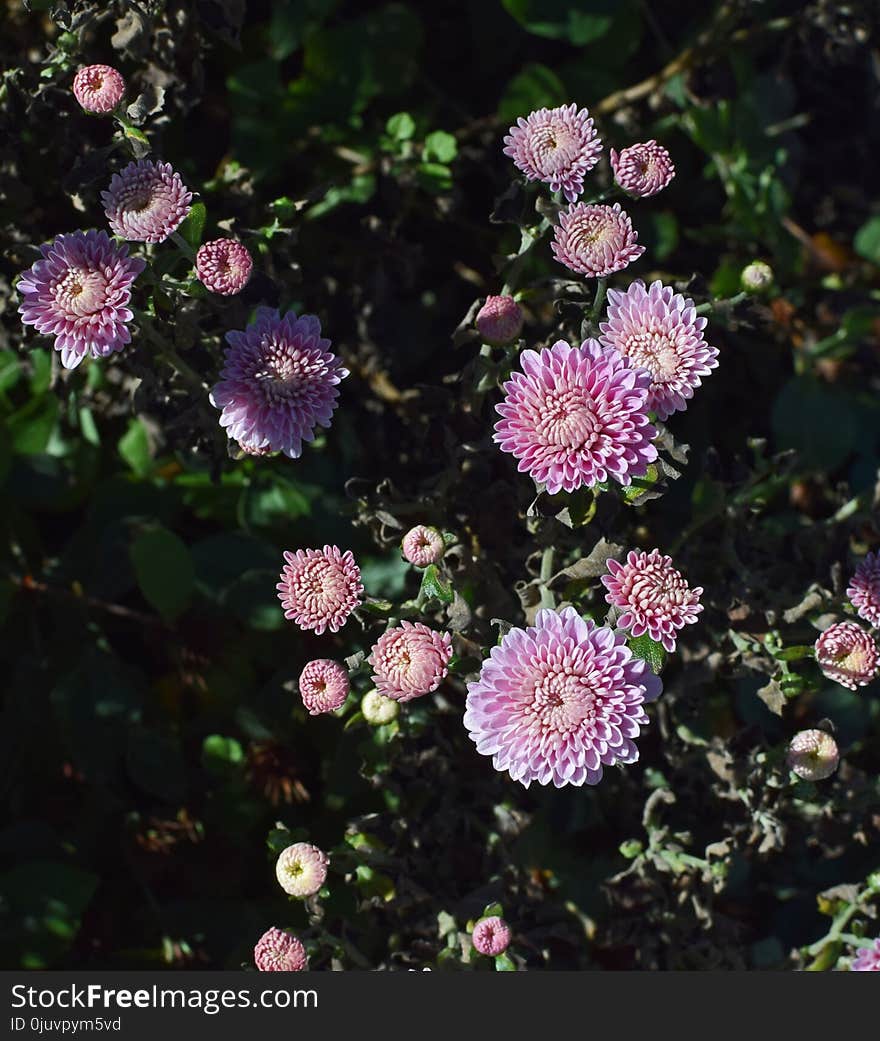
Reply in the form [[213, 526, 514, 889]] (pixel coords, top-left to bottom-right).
[[298, 659, 350, 715], [402, 525, 445, 568], [275, 842, 329, 898], [368, 621, 453, 703], [814, 621, 879, 690], [475, 295, 524, 346], [610, 140, 675, 198], [494, 339, 657, 494], [601, 549, 703, 652], [503, 104, 601, 203], [847, 552, 880, 629], [599, 280, 719, 420], [852, 938, 880, 971], [72, 64, 125, 114], [551, 202, 644, 278], [195, 238, 253, 296], [786, 729, 839, 781], [277, 546, 363, 635], [17, 230, 145, 370], [210, 307, 348, 459], [101, 159, 192, 244], [361, 689, 400, 726], [472, 916, 511, 957], [464, 606, 662, 788], [254, 928, 308, 972]]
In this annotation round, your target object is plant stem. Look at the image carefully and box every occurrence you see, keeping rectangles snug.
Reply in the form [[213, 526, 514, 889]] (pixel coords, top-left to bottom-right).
[[539, 546, 555, 608], [171, 231, 196, 262]]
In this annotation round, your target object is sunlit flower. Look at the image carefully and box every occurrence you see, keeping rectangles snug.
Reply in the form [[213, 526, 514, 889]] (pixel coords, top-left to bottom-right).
[[814, 621, 879, 690], [494, 338, 657, 494], [472, 916, 511, 957], [402, 525, 445, 568], [847, 552, 880, 629], [277, 546, 363, 635], [275, 842, 329, 898], [464, 606, 662, 788], [551, 202, 644, 278], [72, 64, 125, 113], [361, 689, 400, 725], [195, 238, 253, 295], [254, 928, 307, 971], [298, 659, 350, 715], [101, 159, 192, 243], [368, 621, 453, 702], [475, 295, 524, 346], [786, 729, 839, 781], [17, 229, 145, 370], [503, 104, 601, 202], [851, 937, 880, 971], [610, 140, 675, 198]]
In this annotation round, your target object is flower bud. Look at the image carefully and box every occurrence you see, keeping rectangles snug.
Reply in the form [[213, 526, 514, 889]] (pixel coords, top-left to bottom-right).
[[740, 261, 774, 293]]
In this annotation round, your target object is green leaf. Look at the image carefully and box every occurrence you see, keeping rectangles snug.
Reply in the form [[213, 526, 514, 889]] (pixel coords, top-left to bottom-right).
[[29, 348, 52, 394], [626, 633, 667, 674], [854, 216, 880, 264], [202, 734, 245, 775], [772, 376, 857, 471], [482, 902, 504, 919], [130, 526, 195, 621], [118, 418, 152, 476], [8, 395, 59, 455], [502, 0, 615, 44], [178, 201, 207, 251], [419, 564, 454, 604], [0, 349, 22, 393], [498, 63, 566, 123], [416, 162, 453, 193], [386, 111, 415, 140], [494, 952, 517, 971], [423, 130, 457, 163]]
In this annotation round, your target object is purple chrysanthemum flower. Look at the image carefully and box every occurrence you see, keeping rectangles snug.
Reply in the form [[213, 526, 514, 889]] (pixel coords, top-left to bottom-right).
[[786, 729, 839, 781], [503, 104, 601, 203], [401, 525, 445, 568], [17, 229, 145, 370], [275, 842, 329, 899], [493, 339, 658, 494], [254, 928, 307, 972], [472, 916, 511, 957], [277, 546, 363, 635], [847, 552, 880, 629], [72, 64, 125, 114], [195, 238, 253, 296], [476, 295, 524, 346], [101, 159, 192, 244], [601, 548, 703, 653], [464, 606, 662, 788], [298, 659, 350, 716], [551, 202, 644, 278], [368, 621, 453, 703], [814, 621, 879, 690], [599, 280, 719, 420], [210, 307, 347, 459], [610, 140, 675, 198], [852, 938, 880, 971]]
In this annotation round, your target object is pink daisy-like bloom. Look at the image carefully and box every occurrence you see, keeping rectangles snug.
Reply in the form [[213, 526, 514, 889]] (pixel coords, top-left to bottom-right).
[[17, 229, 145, 370], [101, 159, 192, 244], [277, 546, 363, 635], [275, 842, 329, 899], [551, 202, 644, 278], [847, 552, 880, 629], [472, 916, 511, 957], [195, 238, 253, 296], [599, 280, 719, 421], [401, 525, 445, 568], [368, 621, 453, 703], [494, 339, 657, 494], [503, 104, 601, 203], [814, 621, 879, 690], [852, 938, 880, 971], [610, 140, 675, 198], [254, 928, 307, 972], [210, 307, 347, 459], [786, 729, 839, 781], [298, 658, 350, 716], [476, 295, 524, 346], [72, 64, 125, 114], [601, 548, 703, 653], [464, 606, 662, 788]]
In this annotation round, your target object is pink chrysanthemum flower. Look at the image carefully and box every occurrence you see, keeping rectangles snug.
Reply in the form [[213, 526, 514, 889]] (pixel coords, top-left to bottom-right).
[[401, 525, 445, 568], [494, 339, 657, 494], [298, 659, 350, 716], [599, 280, 719, 421], [72, 64, 125, 114], [277, 546, 363, 635], [847, 552, 880, 629], [210, 307, 347, 459], [17, 229, 145, 370], [610, 140, 675, 198], [551, 202, 644, 278], [814, 621, 879, 690], [786, 729, 839, 781], [852, 938, 880, 971], [101, 159, 192, 244], [195, 238, 253, 296], [254, 928, 307, 972], [476, 295, 524, 346], [275, 842, 329, 898], [368, 621, 453, 703], [503, 104, 601, 203], [465, 607, 661, 788], [601, 548, 703, 653], [472, 916, 511, 957]]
